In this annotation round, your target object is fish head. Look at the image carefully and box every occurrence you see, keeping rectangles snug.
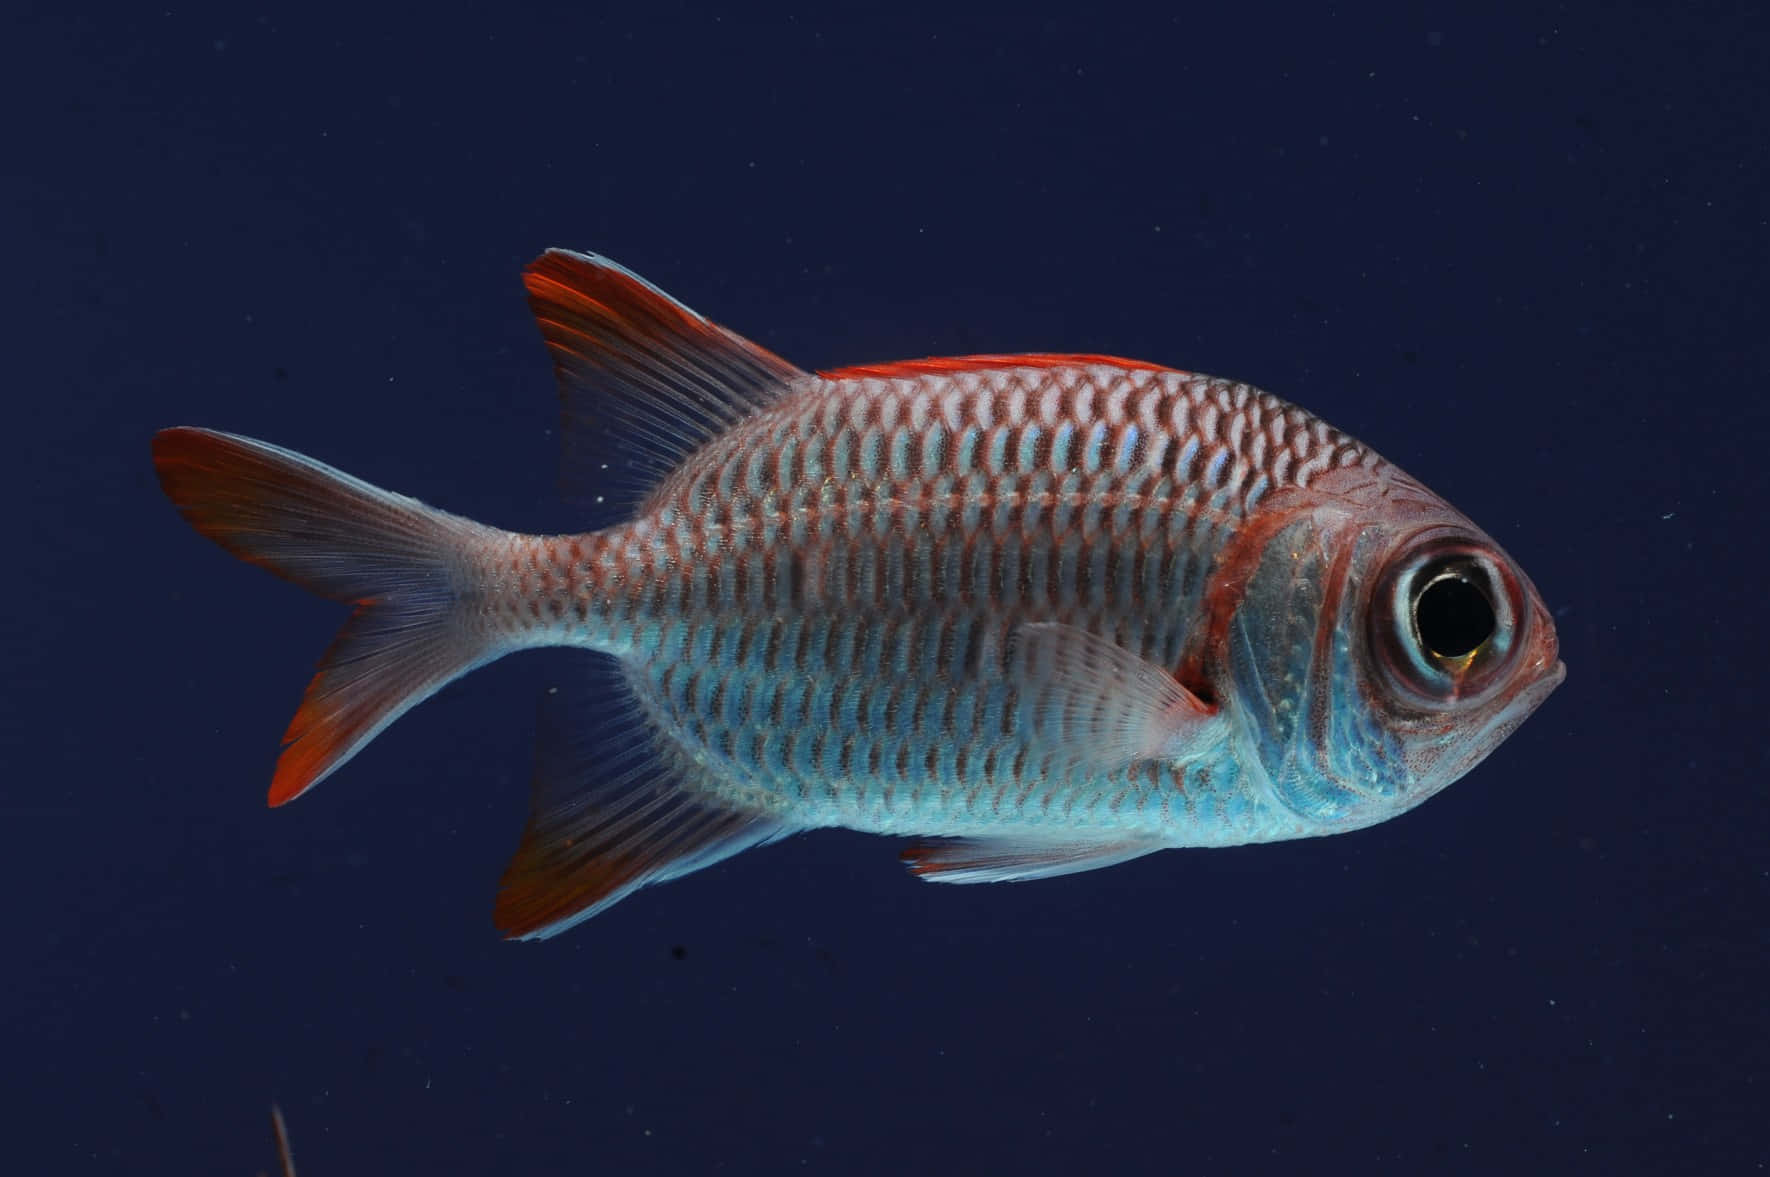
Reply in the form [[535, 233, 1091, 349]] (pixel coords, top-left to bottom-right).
[[1219, 464, 1564, 832]]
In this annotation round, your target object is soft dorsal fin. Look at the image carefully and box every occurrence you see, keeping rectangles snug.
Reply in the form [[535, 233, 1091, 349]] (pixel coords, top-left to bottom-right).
[[494, 673, 792, 939], [522, 249, 808, 505]]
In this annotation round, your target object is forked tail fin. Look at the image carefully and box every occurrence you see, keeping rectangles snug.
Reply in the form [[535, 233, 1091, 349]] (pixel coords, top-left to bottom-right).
[[152, 427, 509, 805]]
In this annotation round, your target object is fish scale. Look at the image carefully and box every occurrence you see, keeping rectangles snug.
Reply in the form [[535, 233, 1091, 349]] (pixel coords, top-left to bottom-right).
[[484, 364, 1372, 842], [151, 248, 1562, 938]]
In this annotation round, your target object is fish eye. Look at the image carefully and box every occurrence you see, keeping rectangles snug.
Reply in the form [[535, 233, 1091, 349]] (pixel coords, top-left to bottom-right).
[[1371, 536, 1527, 709], [1414, 562, 1495, 660]]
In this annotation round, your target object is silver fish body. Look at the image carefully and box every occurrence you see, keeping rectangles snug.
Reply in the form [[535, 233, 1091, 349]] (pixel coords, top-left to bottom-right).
[[153, 250, 1563, 937], [520, 365, 1356, 841]]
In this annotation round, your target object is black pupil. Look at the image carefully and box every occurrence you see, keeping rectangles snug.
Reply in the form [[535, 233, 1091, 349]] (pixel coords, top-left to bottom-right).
[[1415, 573, 1495, 659]]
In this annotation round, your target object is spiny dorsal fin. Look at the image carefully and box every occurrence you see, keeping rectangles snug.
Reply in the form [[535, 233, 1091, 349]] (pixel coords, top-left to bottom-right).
[[494, 672, 792, 939], [522, 249, 807, 507], [820, 353, 1164, 380], [1011, 621, 1224, 772]]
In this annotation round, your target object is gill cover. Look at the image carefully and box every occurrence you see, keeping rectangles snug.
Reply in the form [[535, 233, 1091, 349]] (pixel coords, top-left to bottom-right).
[[1224, 514, 1401, 825]]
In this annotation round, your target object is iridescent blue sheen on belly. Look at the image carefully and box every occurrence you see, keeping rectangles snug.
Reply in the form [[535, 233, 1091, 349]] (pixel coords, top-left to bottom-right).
[[559, 362, 1367, 845]]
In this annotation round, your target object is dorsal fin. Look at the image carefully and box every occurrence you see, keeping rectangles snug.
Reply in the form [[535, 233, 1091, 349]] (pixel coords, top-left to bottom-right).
[[820, 353, 1167, 380], [522, 249, 807, 507]]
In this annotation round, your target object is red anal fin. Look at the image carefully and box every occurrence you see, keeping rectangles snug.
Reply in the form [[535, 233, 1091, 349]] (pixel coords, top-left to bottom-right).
[[494, 679, 789, 939], [496, 791, 772, 939]]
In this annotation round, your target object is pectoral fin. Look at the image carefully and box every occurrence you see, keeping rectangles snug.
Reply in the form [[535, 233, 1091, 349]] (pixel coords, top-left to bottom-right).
[[1011, 621, 1223, 771]]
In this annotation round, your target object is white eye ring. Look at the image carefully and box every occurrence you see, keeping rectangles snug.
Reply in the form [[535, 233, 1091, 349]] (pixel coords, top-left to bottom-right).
[[1372, 533, 1526, 710]]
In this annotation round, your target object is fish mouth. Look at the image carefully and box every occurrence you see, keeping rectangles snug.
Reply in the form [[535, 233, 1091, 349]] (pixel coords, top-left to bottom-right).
[[1497, 591, 1566, 730], [1515, 657, 1567, 718], [1438, 655, 1565, 786]]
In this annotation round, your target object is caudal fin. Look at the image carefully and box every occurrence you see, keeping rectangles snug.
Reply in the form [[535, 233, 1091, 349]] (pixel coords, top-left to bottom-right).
[[152, 427, 506, 805]]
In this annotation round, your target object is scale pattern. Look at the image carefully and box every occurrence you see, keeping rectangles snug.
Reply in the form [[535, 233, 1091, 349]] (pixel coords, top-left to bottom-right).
[[150, 250, 1563, 937], [494, 360, 1381, 843]]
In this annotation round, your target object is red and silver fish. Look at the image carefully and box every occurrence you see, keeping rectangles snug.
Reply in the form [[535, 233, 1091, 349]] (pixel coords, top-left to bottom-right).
[[153, 250, 1564, 939]]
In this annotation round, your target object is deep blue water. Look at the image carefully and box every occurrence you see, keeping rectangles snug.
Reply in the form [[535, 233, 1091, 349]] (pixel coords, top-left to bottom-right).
[[7, 4, 1766, 1173]]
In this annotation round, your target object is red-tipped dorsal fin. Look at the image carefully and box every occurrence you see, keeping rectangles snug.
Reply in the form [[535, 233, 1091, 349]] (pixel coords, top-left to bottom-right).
[[820, 353, 1173, 380], [151, 427, 506, 805], [521, 249, 807, 507], [494, 680, 791, 939]]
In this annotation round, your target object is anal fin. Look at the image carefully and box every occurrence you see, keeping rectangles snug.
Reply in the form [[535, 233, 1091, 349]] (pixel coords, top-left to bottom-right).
[[495, 673, 790, 939], [901, 835, 1164, 884]]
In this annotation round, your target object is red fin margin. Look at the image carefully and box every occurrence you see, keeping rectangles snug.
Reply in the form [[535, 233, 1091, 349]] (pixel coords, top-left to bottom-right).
[[494, 673, 790, 939], [521, 249, 806, 508], [152, 427, 499, 805], [820, 353, 1175, 380]]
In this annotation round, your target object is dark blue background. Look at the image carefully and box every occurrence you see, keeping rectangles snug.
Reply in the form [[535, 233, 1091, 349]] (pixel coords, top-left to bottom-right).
[[7, 3, 1765, 1173]]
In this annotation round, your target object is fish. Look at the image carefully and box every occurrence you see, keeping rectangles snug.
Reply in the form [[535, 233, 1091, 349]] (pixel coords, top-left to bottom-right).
[[152, 249, 1565, 939]]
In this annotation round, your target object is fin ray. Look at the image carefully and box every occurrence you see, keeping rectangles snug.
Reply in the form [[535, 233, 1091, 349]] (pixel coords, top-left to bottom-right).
[[494, 672, 792, 939], [522, 249, 807, 509], [1012, 621, 1223, 771], [902, 835, 1164, 884], [821, 353, 1169, 380], [152, 427, 504, 804]]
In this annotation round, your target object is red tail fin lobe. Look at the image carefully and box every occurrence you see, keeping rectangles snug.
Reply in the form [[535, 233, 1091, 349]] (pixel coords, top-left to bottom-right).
[[152, 427, 505, 805]]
